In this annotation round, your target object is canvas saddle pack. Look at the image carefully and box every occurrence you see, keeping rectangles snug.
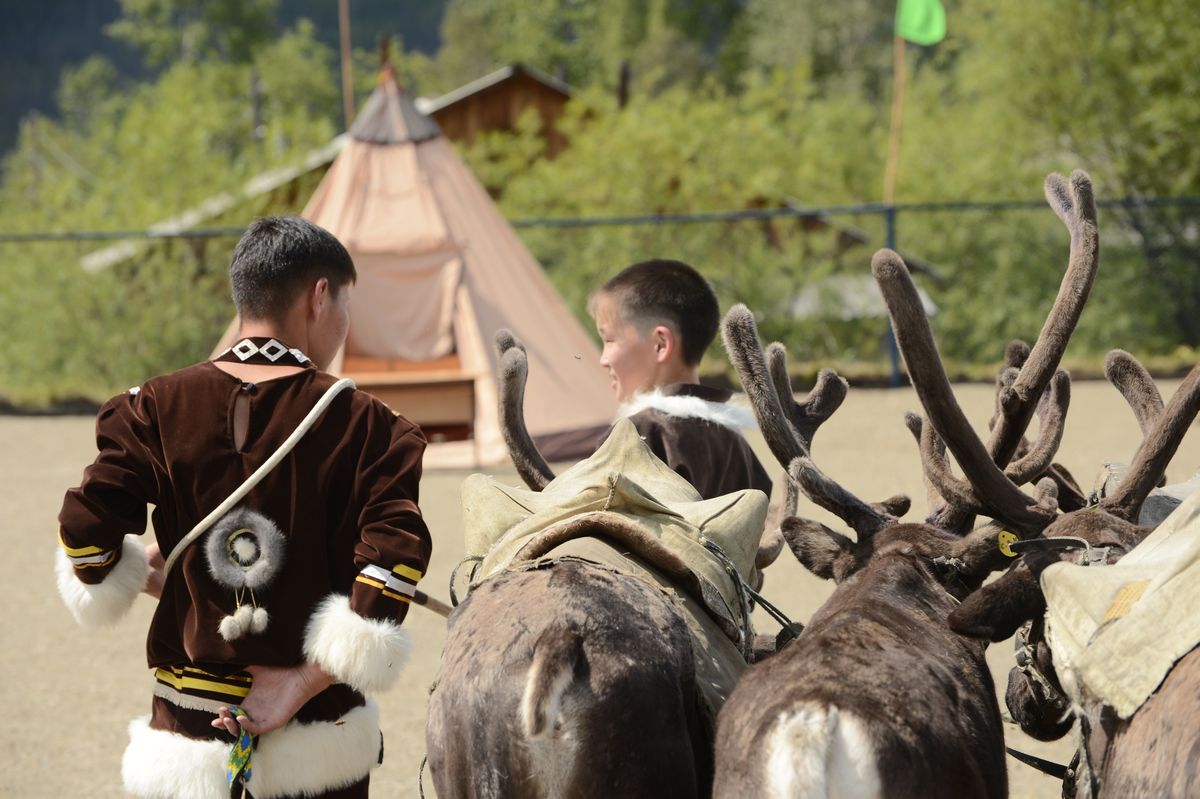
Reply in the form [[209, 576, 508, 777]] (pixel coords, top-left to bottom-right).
[[1043, 481, 1200, 718], [459, 418, 770, 715]]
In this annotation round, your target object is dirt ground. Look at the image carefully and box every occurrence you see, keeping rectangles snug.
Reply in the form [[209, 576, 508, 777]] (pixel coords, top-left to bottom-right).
[[5, 379, 1199, 798]]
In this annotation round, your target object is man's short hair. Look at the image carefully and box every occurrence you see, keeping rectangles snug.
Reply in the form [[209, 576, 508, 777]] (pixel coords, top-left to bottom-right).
[[230, 216, 356, 321], [596, 259, 719, 366]]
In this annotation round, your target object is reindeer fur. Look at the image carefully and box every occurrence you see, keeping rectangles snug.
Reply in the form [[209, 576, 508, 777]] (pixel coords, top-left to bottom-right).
[[949, 359, 1200, 797], [715, 521, 1007, 799], [426, 560, 712, 799]]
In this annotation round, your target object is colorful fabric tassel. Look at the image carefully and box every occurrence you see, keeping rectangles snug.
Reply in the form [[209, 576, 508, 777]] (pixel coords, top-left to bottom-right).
[[226, 707, 255, 788]]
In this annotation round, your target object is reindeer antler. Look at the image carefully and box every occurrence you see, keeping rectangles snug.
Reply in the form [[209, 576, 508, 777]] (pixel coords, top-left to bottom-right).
[[882, 171, 1100, 536], [1105, 350, 1166, 436], [873, 250, 1057, 539], [1101, 363, 1200, 522], [987, 171, 1099, 465], [722, 305, 848, 466], [723, 305, 903, 543], [495, 329, 556, 490], [789, 457, 897, 540]]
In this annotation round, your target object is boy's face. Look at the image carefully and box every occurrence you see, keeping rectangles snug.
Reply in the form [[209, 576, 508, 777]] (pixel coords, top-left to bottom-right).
[[593, 291, 660, 403]]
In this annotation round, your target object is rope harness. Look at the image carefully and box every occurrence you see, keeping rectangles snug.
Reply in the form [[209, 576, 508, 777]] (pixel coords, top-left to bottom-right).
[[703, 539, 803, 657], [448, 556, 484, 607]]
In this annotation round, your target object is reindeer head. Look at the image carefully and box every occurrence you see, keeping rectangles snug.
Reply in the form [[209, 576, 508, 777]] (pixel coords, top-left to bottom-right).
[[950, 353, 1200, 642]]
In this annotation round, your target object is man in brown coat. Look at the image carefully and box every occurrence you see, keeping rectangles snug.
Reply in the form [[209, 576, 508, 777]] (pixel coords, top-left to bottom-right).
[[57, 216, 432, 798]]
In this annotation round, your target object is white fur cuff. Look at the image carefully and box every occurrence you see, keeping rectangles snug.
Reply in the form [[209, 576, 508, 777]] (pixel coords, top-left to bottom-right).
[[303, 594, 411, 695], [55, 534, 148, 627]]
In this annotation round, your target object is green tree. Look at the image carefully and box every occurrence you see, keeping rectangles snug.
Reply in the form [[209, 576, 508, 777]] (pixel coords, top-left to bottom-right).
[[108, 0, 279, 66]]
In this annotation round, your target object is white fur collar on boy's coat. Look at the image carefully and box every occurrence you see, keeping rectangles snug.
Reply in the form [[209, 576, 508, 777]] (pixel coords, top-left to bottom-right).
[[615, 386, 756, 432]]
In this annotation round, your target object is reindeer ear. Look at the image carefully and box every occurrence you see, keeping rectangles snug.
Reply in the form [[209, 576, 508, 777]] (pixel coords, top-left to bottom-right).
[[948, 566, 1046, 641], [781, 517, 856, 582]]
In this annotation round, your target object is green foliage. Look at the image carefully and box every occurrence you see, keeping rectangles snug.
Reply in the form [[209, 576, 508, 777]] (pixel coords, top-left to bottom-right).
[[469, 76, 886, 368], [424, 0, 739, 95], [3, 0, 1200, 405], [108, 0, 279, 66]]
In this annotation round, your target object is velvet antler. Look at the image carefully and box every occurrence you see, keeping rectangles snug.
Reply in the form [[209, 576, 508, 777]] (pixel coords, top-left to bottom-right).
[[987, 171, 1099, 466], [1101, 363, 1200, 523], [723, 305, 903, 542], [722, 305, 848, 466], [495, 329, 556, 490], [873, 249, 1057, 539]]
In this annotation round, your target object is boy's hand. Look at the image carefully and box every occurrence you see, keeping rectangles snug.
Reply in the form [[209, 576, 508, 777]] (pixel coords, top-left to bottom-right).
[[211, 662, 335, 736], [143, 541, 165, 599]]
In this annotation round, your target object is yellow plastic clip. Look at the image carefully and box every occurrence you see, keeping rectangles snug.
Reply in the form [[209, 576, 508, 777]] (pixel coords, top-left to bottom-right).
[[998, 531, 1018, 558]]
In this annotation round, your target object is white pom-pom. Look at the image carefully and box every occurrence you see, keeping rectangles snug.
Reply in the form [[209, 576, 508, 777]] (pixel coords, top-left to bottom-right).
[[219, 605, 255, 641], [250, 606, 269, 634], [231, 535, 260, 565], [218, 614, 241, 641]]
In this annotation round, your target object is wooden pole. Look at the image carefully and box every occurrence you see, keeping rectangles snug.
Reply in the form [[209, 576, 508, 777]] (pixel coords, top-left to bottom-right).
[[883, 35, 907, 205], [338, 0, 355, 129]]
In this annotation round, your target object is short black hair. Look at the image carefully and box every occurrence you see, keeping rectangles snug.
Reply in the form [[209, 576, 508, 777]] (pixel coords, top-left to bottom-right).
[[595, 259, 719, 366], [229, 216, 356, 322]]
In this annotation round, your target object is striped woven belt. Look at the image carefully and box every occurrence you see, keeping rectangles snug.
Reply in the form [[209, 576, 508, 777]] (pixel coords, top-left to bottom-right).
[[154, 665, 253, 707]]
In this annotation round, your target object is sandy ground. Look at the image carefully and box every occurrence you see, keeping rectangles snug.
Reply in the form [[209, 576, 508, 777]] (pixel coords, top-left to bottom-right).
[[4, 379, 1199, 798]]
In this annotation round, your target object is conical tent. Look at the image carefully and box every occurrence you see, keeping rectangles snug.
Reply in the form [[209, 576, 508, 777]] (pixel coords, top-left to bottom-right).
[[216, 66, 615, 467]]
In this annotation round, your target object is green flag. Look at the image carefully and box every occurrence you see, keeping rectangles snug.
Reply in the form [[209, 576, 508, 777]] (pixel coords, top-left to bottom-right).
[[895, 0, 946, 45]]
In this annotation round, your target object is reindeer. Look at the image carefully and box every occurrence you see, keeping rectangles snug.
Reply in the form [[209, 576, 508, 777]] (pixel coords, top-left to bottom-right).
[[713, 170, 1100, 798], [424, 333, 843, 798], [947, 355, 1200, 798]]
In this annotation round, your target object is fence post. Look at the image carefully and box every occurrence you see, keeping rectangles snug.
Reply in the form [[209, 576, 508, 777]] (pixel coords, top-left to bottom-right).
[[884, 205, 903, 387]]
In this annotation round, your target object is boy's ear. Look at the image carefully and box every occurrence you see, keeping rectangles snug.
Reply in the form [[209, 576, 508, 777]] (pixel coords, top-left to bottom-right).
[[652, 324, 679, 364], [309, 277, 331, 317]]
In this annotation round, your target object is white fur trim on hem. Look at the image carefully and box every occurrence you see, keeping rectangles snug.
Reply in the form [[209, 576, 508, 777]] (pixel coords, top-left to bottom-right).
[[121, 702, 381, 799], [616, 389, 756, 431], [121, 716, 227, 799], [304, 594, 412, 695], [55, 534, 148, 627]]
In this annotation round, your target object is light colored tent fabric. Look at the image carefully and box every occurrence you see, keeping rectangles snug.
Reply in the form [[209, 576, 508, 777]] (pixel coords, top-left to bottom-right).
[[462, 419, 769, 644], [215, 68, 615, 467], [1043, 482, 1200, 718]]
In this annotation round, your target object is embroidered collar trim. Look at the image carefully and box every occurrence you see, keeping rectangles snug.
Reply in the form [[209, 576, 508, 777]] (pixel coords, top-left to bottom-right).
[[215, 338, 312, 367]]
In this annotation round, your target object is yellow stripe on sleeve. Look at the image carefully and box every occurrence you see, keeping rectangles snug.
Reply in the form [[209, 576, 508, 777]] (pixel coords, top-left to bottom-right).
[[391, 563, 423, 582], [58, 530, 107, 557]]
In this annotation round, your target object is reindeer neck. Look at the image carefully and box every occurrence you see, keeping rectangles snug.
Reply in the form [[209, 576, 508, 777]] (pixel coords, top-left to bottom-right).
[[811, 555, 968, 631]]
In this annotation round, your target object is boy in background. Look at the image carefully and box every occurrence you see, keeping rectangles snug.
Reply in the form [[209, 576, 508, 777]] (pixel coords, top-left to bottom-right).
[[591, 259, 772, 500]]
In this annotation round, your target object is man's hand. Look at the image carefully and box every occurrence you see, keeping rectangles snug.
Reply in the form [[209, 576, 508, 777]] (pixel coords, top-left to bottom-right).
[[211, 662, 335, 736], [143, 541, 165, 599]]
